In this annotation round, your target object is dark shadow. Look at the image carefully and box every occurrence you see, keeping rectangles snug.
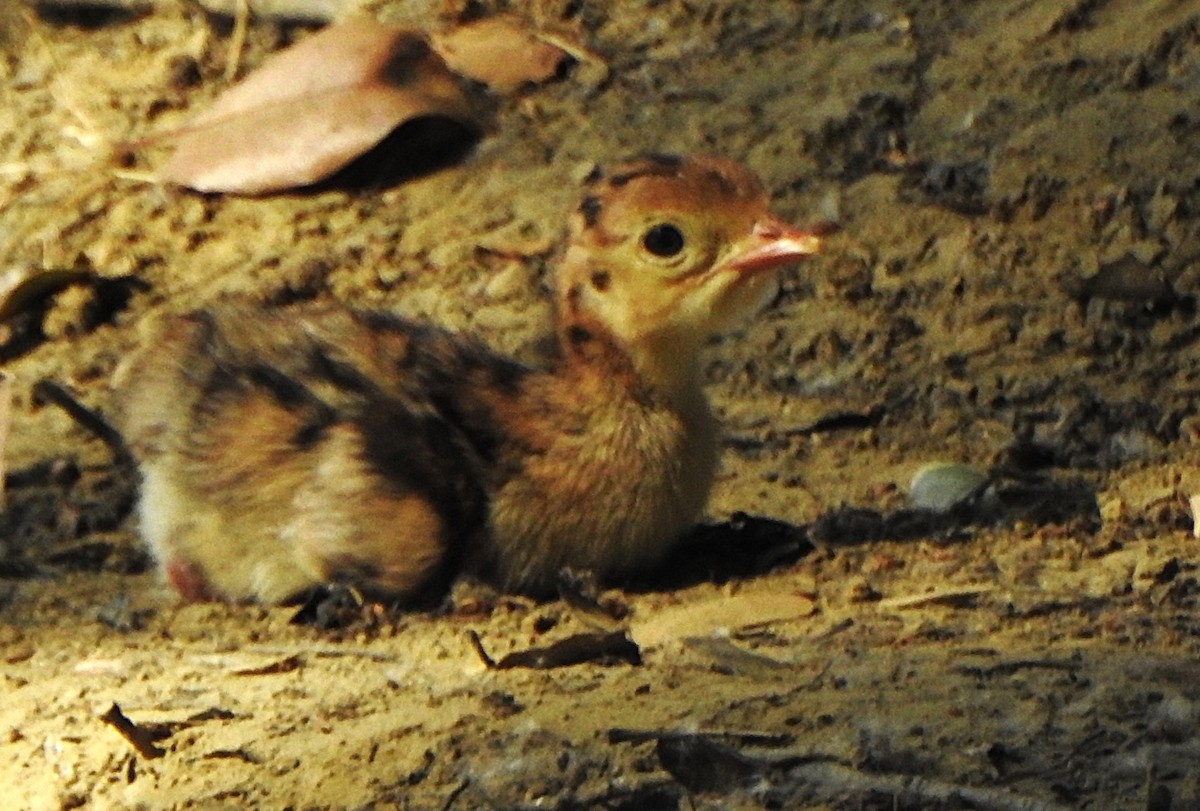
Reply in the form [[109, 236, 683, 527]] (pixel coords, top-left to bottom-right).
[[0, 273, 149, 363], [810, 473, 1100, 547], [35, 1, 147, 29], [629, 473, 1100, 593], [631, 513, 816, 593], [313, 116, 484, 194], [0, 382, 143, 584], [0, 456, 143, 579]]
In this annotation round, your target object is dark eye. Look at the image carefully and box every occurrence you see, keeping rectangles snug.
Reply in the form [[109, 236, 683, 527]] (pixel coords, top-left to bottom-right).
[[642, 223, 686, 257]]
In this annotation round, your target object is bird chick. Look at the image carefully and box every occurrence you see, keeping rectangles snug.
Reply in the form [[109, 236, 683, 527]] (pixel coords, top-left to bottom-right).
[[115, 154, 824, 604]]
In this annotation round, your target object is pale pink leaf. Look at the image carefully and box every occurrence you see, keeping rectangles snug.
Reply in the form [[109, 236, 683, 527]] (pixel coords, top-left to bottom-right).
[[160, 19, 481, 194]]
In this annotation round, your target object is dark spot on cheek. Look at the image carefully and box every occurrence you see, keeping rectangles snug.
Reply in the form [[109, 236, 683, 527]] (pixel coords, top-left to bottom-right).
[[579, 195, 602, 226], [590, 271, 610, 292], [583, 166, 604, 185]]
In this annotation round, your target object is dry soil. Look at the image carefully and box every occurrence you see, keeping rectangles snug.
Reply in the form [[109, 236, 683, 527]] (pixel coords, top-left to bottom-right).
[[1, 1, 1200, 809]]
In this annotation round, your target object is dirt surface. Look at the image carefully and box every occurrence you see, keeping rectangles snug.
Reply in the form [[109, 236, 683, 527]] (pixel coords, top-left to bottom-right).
[[2, 1, 1200, 809]]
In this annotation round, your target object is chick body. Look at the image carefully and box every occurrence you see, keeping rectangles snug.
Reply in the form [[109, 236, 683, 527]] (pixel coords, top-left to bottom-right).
[[117, 154, 822, 603]]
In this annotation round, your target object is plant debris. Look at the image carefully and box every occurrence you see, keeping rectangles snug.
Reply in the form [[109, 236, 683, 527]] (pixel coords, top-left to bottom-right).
[[470, 629, 642, 670], [98, 703, 168, 760]]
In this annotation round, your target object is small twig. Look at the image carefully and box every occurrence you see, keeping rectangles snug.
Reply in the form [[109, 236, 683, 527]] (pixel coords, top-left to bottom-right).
[[224, 0, 251, 81], [31, 379, 136, 468], [440, 778, 470, 811], [99, 703, 166, 760], [467, 629, 496, 669]]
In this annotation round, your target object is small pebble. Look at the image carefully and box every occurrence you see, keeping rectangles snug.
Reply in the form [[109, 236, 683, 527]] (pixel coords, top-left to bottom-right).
[[909, 462, 988, 513]]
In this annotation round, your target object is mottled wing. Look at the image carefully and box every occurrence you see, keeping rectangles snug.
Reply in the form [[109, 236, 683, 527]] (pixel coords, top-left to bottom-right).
[[117, 302, 524, 603]]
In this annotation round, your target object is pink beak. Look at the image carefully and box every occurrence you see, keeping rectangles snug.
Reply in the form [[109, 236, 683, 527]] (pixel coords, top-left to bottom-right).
[[722, 215, 827, 274]]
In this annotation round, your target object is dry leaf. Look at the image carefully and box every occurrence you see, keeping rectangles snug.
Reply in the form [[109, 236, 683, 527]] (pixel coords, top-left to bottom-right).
[[431, 14, 570, 93], [160, 18, 482, 194]]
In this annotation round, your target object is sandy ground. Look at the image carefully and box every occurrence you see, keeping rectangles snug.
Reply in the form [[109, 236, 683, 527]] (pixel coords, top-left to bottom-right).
[[2, 0, 1200, 808]]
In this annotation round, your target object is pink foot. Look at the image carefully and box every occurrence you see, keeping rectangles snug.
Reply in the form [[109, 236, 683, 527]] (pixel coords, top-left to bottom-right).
[[165, 559, 226, 602]]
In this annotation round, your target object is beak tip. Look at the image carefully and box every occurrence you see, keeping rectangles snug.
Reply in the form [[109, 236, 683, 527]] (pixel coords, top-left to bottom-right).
[[723, 215, 830, 273]]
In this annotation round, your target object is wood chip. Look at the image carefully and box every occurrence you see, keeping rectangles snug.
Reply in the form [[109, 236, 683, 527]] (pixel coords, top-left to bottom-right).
[[630, 588, 816, 649]]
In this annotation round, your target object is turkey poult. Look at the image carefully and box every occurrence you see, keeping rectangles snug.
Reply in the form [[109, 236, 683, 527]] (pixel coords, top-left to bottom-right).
[[116, 154, 825, 604]]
